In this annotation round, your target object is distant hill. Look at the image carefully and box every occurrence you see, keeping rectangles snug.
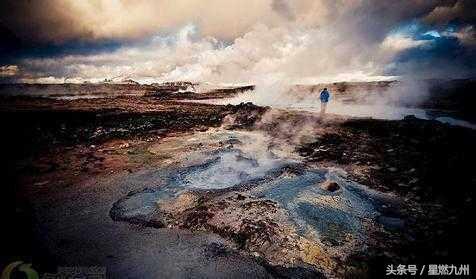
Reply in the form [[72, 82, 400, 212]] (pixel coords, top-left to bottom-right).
[[0, 83, 157, 98]]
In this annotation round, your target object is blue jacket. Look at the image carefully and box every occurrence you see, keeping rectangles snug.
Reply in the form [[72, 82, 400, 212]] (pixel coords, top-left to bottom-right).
[[320, 89, 330, 102]]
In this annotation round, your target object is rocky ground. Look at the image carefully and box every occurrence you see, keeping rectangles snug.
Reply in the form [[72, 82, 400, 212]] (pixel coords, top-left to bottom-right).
[[295, 116, 474, 277], [1, 94, 473, 278]]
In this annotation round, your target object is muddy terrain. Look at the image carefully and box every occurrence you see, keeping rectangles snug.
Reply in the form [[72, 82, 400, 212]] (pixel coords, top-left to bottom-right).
[[1, 91, 474, 278]]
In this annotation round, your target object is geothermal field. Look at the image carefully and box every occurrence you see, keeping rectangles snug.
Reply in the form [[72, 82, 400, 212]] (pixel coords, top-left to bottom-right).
[[1, 1, 475, 278], [1, 80, 474, 278]]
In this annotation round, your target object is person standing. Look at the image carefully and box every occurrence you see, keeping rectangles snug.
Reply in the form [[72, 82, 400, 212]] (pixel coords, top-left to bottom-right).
[[319, 87, 330, 116]]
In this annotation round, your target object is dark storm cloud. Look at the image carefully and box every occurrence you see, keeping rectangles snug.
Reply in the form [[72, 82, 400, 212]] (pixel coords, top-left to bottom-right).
[[0, 1, 90, 43], [1, 1, 474, 46], [0, 35, 123, 65], [0, 1, 127, 65], [0, 0, 475, 82], [389, 34, 476, 78], [0, 0, 281, 65], [424, 0, 476, 26], [339, 0, 476, 78]]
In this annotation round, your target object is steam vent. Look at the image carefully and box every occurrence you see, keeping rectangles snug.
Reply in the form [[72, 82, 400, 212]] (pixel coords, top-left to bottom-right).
[[110, 129, 401, 276]]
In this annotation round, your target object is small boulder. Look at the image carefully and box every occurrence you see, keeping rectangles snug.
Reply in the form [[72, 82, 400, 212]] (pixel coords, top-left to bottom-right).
[[320, 181, 340, 192]]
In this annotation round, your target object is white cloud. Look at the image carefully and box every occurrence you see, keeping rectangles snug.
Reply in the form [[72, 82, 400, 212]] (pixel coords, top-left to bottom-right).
[[18, 23, 397, 84], [8, 1, 473, 83], [0, 65, 19, 77], [443, 25, 476, 46], [381, 34, 430, 52]]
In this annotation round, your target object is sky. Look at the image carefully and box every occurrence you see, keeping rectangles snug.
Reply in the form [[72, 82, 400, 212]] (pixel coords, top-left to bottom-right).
[[0, 0, 475, 84]]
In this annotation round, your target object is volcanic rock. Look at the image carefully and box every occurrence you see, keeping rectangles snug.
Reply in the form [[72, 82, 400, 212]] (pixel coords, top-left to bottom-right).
[[378, 216, 405, 231], [320, 180, 340, 192]]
